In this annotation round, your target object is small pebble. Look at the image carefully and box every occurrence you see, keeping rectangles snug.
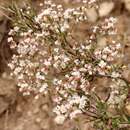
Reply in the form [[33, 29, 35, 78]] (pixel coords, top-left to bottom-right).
[[33, 107, 39, 114], [86, 7, 98, 22], [35, 118, 41, 123], [124, 0, 130, 11], [125, 103, 130, 116], [99, 2, 114, 17]]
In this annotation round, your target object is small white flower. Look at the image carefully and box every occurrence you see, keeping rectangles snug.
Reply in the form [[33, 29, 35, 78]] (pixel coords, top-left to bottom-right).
[[8, 37, 13, 42], [70, 109, 82, 119], [111, 72, 120, 78], [98, 60, 107, 68], [14, 26, 19, 32], [71, 71, 80, 77], [39, 83, 48, 93], [36, 72, 45, 80], [39, 3, 43, 6], [54, 115, 66, 124]]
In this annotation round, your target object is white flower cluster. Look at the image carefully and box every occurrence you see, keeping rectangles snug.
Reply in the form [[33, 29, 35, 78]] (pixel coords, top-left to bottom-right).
[[8, 0, 125, 125], [92, 17, 117, 35], [64, 0, 97, 5], [108, 79, 127, 106]]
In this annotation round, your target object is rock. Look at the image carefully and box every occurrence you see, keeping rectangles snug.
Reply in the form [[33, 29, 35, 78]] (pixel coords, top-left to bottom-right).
[[86, 7, 98, 22], [0, 78, 16, 114], [125, 103, 130, 116], [97, 37, 107, 49], [99, 2, 114, 17], [124, 0, 130, 11], [42, 104, 48, 112], [35, 118, 41, 123], [33, 107, 39, 114]]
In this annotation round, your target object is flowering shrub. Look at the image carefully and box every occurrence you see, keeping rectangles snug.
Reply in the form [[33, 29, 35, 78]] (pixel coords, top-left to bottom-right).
[[7, 0, 130, 129]]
